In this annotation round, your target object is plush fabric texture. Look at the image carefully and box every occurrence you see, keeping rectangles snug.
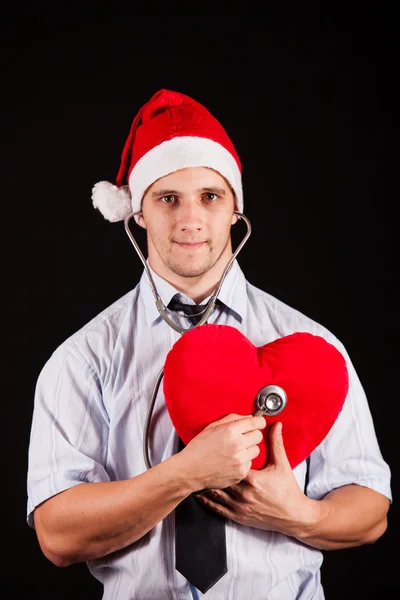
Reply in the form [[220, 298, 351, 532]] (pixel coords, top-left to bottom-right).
[[92, 89, 243, 223], [163, 325, 349, 470]]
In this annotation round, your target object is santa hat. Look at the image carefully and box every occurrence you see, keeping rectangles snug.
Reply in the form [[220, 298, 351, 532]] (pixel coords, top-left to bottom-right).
[[92, 89, 243, 223]]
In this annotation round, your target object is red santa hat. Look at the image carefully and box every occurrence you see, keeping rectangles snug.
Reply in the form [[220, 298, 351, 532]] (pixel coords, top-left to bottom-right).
[[92, 89, 243, 222]]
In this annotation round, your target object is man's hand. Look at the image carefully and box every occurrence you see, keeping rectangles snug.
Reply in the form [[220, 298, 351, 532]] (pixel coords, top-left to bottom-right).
[[196, 421, 314, 538], [179, 414, 267, 493], [196, 420, 390, 549]]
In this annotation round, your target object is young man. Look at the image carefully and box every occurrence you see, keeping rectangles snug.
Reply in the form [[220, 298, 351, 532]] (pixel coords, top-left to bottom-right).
[[27, 89, 391, 599]]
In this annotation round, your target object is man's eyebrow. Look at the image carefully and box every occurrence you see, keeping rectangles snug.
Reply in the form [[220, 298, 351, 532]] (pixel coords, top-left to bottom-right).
[[150, 189, 179, 198], [150, 187, 227, 198], [201, 187, 226, 195]]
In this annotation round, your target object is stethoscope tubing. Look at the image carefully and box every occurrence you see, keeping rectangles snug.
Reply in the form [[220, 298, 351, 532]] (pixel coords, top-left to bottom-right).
[[124, 210, 252, 469]]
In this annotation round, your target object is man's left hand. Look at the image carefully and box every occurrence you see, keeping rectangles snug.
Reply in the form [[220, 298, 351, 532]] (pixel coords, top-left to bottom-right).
[[196, 421, 316, 538]]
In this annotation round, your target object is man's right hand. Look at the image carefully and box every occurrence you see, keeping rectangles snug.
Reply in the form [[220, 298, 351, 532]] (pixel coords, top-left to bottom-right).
[[178, 414, 266, 492], [33, 413, 266, 566]]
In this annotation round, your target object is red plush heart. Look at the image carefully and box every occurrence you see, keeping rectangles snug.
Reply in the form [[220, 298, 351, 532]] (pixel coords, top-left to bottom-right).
[[163, 325, 349, 470]]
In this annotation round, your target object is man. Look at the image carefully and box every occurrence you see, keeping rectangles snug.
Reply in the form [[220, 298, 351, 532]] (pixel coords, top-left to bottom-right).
[[27, 89, 392, 599]]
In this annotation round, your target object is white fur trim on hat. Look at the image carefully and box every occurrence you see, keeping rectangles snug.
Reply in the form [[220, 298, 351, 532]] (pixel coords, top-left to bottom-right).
[[92, 181, 132, 222], [128, 136, 243, 213]]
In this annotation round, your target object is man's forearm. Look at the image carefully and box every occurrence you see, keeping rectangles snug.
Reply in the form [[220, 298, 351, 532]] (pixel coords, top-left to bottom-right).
[[295, 484, 390, 550], [34, 453, 193, 566]]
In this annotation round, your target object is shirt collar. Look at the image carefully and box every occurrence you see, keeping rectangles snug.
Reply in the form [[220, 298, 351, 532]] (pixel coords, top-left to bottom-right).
[[140, 259, 247, 327]]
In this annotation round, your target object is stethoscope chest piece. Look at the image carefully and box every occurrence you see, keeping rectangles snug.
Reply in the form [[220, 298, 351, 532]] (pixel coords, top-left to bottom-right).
[[255, 384, 287, 416]]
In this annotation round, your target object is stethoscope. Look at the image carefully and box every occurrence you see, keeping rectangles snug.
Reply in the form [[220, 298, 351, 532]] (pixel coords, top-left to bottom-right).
[[124, 210, 287, 469]]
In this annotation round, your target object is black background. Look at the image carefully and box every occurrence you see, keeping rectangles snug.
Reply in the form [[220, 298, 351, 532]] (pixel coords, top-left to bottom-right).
[[2, 5, 397, 599]]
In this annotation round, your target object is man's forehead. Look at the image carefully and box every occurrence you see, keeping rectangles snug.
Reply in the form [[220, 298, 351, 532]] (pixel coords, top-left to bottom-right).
[[146, 167, 231, 196]]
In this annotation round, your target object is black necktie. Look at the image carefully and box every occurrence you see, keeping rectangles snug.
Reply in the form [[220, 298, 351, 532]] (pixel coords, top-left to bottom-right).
[[167, 297, 210, 325], [168, 297, 227, 593]]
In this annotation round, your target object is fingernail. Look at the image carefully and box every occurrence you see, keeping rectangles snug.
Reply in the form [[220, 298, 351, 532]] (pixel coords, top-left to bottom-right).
[[276, 422, 282, 434]]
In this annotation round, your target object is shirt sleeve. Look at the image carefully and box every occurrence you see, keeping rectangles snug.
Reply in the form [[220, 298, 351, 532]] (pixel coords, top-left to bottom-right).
[[306, 336, 392, 502], [26, 342, 111, 528]]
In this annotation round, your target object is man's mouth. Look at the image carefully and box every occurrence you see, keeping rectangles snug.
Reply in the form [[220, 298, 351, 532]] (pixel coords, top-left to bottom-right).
[[174, 241, 206, 250]]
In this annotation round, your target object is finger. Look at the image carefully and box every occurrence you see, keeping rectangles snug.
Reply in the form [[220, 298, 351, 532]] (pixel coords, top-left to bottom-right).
[[247, 444, 261, 461], [225, 479, 249, 496], [197, 493, 235, 519], [269, 422, 289, 466], [204, 488, 233, 506], [223, 413, 254, 422], [241, 428, 264, 448], [207, 413, 253, 429], [232, 415, 267, 435], [218, 485, 241, 499]]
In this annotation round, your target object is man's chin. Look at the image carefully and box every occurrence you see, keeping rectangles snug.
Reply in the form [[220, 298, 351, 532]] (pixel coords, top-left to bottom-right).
[[170, 267, 210, 279], [166, 261, 213, 279]]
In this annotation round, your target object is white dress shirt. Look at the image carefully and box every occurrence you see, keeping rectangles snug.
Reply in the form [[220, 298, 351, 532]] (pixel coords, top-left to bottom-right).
[[27, 260, 392, 599]]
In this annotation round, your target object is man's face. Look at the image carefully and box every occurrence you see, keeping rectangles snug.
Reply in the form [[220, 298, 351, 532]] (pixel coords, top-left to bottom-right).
[[139, 167, 237, 280]]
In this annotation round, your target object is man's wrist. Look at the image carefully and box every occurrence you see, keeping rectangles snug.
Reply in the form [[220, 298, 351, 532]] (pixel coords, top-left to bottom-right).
[[163, 451, 201, 498], [292, 497, 324, 541]]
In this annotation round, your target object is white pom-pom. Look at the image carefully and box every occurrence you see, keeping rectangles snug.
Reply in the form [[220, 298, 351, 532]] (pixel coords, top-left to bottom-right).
[[91, 181, 132, 223]]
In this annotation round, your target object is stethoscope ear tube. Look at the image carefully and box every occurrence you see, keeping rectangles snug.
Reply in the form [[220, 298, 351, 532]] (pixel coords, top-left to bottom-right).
[[124, 211, 252, 336]]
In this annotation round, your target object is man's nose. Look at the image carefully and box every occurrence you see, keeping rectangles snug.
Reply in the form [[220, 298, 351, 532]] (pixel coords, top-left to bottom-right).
[[176, 201, 204, 231]]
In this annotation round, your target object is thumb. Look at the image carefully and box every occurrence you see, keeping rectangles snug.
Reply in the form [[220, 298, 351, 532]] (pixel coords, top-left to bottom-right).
[[269, 422, 289, 467]]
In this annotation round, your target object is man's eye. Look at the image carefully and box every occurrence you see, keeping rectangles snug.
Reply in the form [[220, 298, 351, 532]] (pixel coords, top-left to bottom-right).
[[161, 195, 176, 204], [203, 193, 217, 202]]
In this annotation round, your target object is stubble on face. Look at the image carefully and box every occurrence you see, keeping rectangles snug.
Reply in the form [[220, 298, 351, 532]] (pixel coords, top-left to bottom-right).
[[140, 167, 236, 284], [155, 235, 232, 279]]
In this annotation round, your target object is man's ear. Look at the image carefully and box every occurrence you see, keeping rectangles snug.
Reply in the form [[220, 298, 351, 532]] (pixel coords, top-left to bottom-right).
[[231, 190, 239, 225], [137, 213, 147, 229]]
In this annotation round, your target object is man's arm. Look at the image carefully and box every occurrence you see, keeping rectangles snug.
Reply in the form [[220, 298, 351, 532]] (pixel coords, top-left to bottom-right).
[[197, 422, 390, 550], [34, 454, 193, 567], [33, 414, 265, 566], [296, 482, 389, 549]]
